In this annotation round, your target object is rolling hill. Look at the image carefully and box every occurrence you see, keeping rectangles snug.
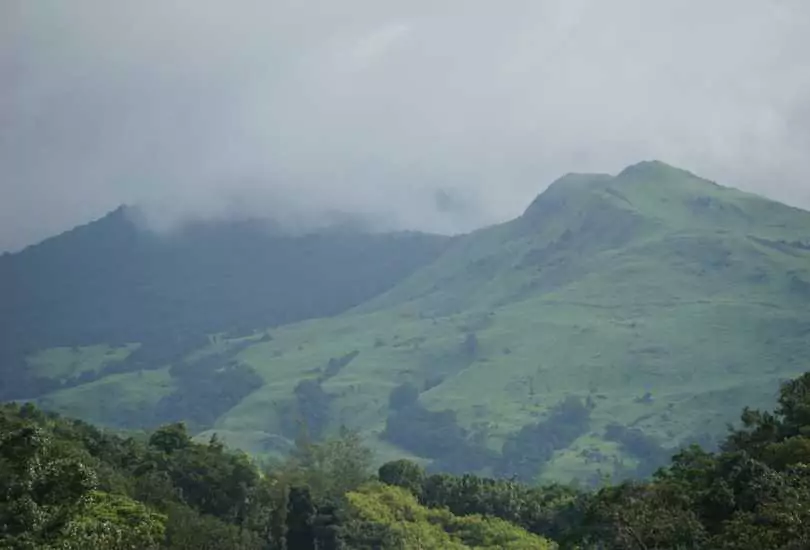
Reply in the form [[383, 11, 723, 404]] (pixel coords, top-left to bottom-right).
[[5, 160, 810, 483]]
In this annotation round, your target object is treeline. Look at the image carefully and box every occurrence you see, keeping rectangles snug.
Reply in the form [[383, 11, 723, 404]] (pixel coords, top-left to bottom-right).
[[4, 371, 810, 548], [0, 404, 551, 549]]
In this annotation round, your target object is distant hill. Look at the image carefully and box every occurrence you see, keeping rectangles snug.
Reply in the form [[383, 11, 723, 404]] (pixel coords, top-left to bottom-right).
[[6, 161, 810, 483]]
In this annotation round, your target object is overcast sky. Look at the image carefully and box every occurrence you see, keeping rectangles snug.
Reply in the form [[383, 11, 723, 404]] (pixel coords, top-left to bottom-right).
[[2, 0, 810, 251]]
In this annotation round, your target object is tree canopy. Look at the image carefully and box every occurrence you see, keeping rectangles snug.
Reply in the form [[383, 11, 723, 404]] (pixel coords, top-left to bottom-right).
[[3, 371, 810, 548]]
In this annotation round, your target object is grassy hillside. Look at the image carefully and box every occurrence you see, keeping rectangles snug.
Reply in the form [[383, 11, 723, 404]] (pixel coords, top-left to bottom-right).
[[14, 161, 810, 483]]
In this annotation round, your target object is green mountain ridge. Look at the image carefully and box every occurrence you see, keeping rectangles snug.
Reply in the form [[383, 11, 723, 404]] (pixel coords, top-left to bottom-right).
[[6, 160, 810, 483], [0, 208, 450, 398], [1, 207, 450, 351]]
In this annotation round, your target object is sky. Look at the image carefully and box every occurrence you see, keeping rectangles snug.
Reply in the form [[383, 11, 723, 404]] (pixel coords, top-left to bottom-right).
[[2, 0, 810, 251]]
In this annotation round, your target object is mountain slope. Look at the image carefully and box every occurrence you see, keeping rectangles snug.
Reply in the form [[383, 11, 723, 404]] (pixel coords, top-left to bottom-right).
[[199, 161, 810, 478], [362, 161, 810, 314], [12, 161, 810, 483], [0, 208, 450, 399]]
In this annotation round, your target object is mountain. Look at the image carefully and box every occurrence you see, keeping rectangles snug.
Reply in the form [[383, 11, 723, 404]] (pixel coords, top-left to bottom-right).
[[0, 207, 451, 398], [5, 161, 810, 483]]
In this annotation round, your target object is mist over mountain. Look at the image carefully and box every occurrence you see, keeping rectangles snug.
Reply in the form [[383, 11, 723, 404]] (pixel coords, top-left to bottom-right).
[[0, 206, 449, 361], [3, 1, 810, 251]]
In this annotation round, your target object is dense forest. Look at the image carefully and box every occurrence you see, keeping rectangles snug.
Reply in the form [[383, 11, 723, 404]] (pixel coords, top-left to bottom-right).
[[3, 371, 810, 549]]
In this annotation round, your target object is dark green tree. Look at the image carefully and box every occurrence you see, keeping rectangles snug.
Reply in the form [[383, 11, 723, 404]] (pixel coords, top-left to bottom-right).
[[286, 486, 316, 550], [148, 422, 192, 454], [378, 459, 425, 497]]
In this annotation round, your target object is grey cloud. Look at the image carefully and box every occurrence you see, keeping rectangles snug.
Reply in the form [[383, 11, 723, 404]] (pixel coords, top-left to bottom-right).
[[2, 0, 810, 250]]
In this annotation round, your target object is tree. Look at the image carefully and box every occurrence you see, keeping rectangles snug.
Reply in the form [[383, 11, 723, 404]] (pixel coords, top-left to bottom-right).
[[58, 491, 167, 550], [342, 483, 556, 549], [0, 422, 97, 547], [278, 427, 373, 502], [148, 422, 192, 454], [583, 482, 705, 549], [286, 486, 316, 550], [378, 459, 425, 497], [724, 373, 810, 463], [163, 503, 264, 550]]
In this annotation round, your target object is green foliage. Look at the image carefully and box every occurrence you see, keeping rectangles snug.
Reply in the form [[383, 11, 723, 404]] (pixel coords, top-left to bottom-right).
[[0, 414, 95, 547], [377, 459, 425, 496], [583, 481, 707, 549], [57, 491, 167, 550], [0, 402, 348, 548], [343, 483, 557, 549], [571, 372, 810, 549], [269, 427, 374, 502], [162, 502, 265, 550], [725, 372, 810, 459], [0, 403, 277, 548], [0, 405, 169, 549], [285, 486, 316, 550], [371, 372, 810, 549], [417, 472, 585, 544], [148, 423, 192, 454], [6, 370, 810, 549]]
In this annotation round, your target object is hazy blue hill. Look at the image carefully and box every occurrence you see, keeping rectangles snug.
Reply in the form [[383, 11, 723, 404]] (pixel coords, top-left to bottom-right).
[[8, 161, 810, 483]]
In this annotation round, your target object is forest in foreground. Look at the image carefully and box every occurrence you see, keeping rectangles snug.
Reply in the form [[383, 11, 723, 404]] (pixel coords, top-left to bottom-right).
[[3, 370, 810, 549]]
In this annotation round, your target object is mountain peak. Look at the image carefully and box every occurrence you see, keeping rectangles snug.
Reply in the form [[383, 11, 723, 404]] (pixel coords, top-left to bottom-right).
[[522, 172, 612, 218], [523, 160, 711, 216], [616, 159, 698, 182]]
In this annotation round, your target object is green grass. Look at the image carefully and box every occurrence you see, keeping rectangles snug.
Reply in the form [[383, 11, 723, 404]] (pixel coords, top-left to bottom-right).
[[26, 344, 138, 380], [36, 368, 173, 428], [25, 161, 810, 480], [540, 435, 627, 485]]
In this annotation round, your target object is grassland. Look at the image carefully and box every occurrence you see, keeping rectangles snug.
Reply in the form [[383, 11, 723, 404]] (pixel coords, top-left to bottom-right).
[[36, 368, 174, 427]]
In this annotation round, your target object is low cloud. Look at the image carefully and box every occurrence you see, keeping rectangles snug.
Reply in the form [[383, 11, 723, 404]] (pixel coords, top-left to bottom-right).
[[2, 0, 810, 250]]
